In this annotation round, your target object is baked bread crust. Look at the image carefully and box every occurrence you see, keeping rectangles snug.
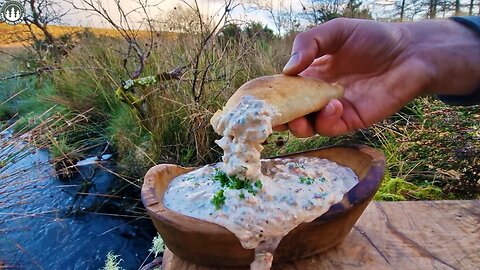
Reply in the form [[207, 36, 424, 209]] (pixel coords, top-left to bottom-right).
[[211, 75, 344, 129]]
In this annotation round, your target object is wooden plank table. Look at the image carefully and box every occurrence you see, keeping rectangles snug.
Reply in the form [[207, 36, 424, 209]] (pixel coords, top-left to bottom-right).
[[162, 200, 480, 270]]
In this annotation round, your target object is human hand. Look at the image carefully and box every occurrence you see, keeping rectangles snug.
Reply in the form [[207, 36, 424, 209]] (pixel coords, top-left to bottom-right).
[[277, 18, 480, 137]]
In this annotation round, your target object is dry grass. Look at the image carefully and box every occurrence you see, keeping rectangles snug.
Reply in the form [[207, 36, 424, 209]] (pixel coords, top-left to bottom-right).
[[2, 13, 478, 201], [262, 97, 480, 199], [0, 23, 178, 46]]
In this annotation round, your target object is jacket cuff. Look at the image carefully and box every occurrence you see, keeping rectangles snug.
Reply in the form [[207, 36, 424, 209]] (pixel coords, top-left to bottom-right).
[[437, 16, 480, 106], [437, 89, 480, 106]]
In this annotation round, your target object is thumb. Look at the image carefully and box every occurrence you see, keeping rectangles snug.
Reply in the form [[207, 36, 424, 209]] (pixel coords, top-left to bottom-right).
[[314, 99, 348, 136], [283, 18, 356, 75]]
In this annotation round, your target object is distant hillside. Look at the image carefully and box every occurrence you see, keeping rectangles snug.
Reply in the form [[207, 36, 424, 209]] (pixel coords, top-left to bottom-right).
[[0, 23, 176, 46]]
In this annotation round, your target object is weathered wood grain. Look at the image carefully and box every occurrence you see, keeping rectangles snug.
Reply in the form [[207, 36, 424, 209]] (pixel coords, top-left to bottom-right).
[[162, 200, 480, 270]]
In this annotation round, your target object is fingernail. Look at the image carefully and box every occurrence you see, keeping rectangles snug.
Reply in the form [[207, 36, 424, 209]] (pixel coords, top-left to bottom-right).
[[283, 53, 300, 73], [324, 102, 336, 116]]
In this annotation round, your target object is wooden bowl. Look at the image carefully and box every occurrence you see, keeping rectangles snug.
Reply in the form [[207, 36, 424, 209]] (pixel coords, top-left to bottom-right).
[[141, 145, 385, 267]]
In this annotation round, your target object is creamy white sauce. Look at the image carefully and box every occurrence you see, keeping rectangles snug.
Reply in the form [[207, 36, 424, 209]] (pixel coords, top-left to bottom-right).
[[163, 96, 358, 269], [251, 252, 273, 270], [164, 158, 358, 268], [213, 96, 279, 180]]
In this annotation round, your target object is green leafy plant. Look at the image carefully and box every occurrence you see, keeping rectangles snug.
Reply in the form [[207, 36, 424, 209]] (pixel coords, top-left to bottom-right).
[[102, 251, 124, 270], [149, 233, 165, 258]]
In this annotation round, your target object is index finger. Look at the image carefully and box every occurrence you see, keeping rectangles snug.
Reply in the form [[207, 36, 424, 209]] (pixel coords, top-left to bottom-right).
[[283, 18, 356, 75]]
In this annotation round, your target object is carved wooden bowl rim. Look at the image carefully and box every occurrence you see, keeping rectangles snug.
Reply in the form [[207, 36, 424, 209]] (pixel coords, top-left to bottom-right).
[[141, 144, 386, 236]]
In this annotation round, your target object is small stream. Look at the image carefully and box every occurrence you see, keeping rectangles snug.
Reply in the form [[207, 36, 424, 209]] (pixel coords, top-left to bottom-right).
[[0, 132, 157, 269]]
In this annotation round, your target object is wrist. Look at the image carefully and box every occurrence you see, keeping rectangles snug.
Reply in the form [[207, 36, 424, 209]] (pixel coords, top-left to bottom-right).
[[403, 19, 480, 96]]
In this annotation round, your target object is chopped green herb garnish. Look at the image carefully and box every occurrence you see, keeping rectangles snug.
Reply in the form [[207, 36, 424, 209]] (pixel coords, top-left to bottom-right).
[[213, 170, 230, 187], [211, 189, 226, 210], [182, 176, 194, 182], [231, 178, 248, 189], [214, 169, 248, 189], [246, 184, 257, 195], [299, 176, 315, 185], [211, 170, 263, 207], [213, 170, 261, 191]]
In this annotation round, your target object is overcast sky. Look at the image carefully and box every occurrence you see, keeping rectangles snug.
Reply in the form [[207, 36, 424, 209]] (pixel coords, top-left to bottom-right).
[[62, 0, 284, 30], [25, 0, 472, 30], [59, 0, 403, 32]]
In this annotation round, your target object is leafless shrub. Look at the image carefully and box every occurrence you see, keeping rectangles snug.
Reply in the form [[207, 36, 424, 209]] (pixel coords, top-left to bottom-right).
[[71, 0, 161, 79]]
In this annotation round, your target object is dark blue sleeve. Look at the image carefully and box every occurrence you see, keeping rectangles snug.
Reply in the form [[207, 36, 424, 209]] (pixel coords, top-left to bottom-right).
[[437, 16, 480, 106]]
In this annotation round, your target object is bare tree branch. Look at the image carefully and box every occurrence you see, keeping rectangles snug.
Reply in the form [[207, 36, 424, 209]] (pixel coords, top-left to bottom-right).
[[0, 66, 60, 81], [70, 0, 162, 79], [185, 0, 236, 102]]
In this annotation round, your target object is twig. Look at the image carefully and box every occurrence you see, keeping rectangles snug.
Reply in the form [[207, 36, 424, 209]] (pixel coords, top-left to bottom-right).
[[158, 65, 188, 81], [0, 66, 60, 81], [139, 257, 162, 270], [15, 243, 44, 270], [0, 66, 121, 81]]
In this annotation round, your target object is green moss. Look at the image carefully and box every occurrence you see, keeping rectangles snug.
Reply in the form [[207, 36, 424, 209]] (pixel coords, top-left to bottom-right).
[[0, 105, 15, 121], [375, 174, 446, 201]]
